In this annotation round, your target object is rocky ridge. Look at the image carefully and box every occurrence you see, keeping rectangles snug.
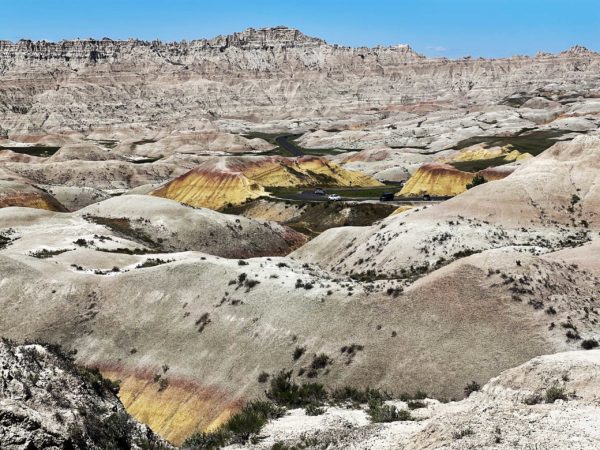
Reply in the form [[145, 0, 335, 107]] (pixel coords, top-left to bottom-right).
[[1, 27, 600, 134], [0, 339, 171, 449], [232, 350, 600, 449]]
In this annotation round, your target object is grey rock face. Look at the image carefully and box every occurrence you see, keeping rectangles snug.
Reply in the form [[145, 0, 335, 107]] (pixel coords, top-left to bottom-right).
[[0, 27, 599, 134], [0, 339, 171, 450]]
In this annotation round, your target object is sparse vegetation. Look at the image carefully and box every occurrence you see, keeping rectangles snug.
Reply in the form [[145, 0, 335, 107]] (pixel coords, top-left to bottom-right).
[[266, 370, 327, 408], [73, 238, 90, 247], [305, 404, 325, 416], [136, 258, 173, 269], [452, 427, 475, 440], [29, 248, 70, 258], [292, 346, 306, 361], [258, 372, 270, 383], [195, 313, 211, 333], [463, 381, 481, 397], [0, 229, 17, 249], [466, 174, 487, 190], [367, 399, 413, 423], [83, 215, 158, 249], [182, 401, 285, 448], [581, 339, 599, 350], [545, 385, 567, 403], [330, 386, 388, 406]]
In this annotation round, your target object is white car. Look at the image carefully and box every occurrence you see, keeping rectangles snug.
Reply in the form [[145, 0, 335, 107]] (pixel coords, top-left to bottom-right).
[[327, 194, 342, 201]]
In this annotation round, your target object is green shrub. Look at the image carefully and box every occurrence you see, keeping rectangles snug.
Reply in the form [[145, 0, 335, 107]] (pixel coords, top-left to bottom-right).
[[399, 390, 428, 401], [330, 386, 387, 405], [183, 401, 285, 449], [292, 346, 306, 361], [182, 428, 229, 449], [463, 381, 481, 397], [581, 339, 599, 350], [30, 248, 69, 258], [136, 258, 172, 269], [244, 279, 260, 291], [545, 385, 567, 403], [73, 238, 89, 247], [310, 354, 331, 370], [305, 404, 326, 416], [367, 399, 413, 423], [258, 372, 270, 383], [266, 370, 327, 408], [466, 174, 487, 190]]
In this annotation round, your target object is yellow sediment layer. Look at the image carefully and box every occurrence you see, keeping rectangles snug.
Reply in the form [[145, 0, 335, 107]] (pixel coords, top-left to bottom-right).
[[504, 149, 533, 162], [153, 157, 382, 210], [295, 158, 382, 187], [441, 145, 533, 163], [152, 170, 265, 210], [446, 147, 505, 162], [0, 194, 65, 212], [399, 163, 513, 197], [240, 157, 382, 188], [390, 205, 414, 216], [399, 164, 475, 197], [103, 370, 240, 446]]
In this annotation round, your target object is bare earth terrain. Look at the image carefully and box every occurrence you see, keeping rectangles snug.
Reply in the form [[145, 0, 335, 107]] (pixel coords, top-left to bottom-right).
[[1, 27, 600, 449]]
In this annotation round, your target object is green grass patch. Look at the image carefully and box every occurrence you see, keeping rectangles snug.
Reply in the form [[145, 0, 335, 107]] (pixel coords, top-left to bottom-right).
[[0, 146, 60, 157], [450, 156, 511, 173], [242, 132, 350, 157], [454, 130, 570, 157]]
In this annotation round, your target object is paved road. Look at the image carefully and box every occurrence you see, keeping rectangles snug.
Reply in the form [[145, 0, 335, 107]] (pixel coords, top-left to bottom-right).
[[274, 190, 450, 204], [275, 135, 304, 157]]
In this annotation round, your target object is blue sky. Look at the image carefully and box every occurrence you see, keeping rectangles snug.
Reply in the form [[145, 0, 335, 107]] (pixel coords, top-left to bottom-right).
[[1, 0, 599, 58]]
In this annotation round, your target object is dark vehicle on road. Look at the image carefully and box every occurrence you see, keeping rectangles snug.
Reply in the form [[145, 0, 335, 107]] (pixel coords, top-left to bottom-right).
[[379, 192, 395, 201], [314, 188, 325, 195], [423, 194, 431, 201]]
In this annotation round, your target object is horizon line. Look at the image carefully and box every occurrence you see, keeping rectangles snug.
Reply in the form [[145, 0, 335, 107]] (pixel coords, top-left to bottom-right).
[[0, 26, 598, 59]]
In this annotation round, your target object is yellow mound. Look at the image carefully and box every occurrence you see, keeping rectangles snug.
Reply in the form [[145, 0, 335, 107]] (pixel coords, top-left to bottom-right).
[[151, 169, 266, 210], [104, 370, 241, 446], [399, 163, 512, 197], [504, 149, 533, 162], [442, 145, 532, 163], [153, 156, 382, 210], [226, 156, 381, 188]]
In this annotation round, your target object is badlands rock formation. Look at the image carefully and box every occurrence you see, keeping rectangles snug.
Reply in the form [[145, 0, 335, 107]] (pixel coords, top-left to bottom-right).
[[0, 179, 66, 211], [0, 26, 600, 448], [225, 199, 398, 236], [1, 28, 600, 135], [2, 139, 600, 444], [0, 339, 171, 449], [0, 27, 599, 209], [397, 162, 511, 197], [235, 350, 600, 449], [152, 156, 381, 209], [294, 135, 600, 277]]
